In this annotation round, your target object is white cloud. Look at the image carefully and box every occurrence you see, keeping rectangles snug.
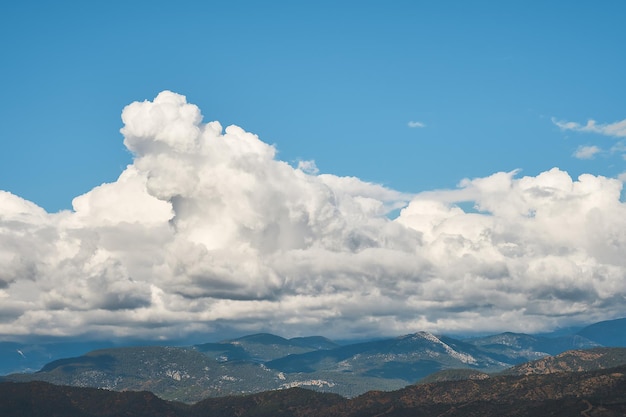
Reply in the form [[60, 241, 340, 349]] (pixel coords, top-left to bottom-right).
[[553, 117, 626, 138], [573, 145, 601, 160], [408, 121, 426, 128], [297, 160, 319, 175], [1, 92, 626, 342]]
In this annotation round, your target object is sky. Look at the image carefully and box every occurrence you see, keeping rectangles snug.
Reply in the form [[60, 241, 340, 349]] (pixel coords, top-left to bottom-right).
[[0, 1, 625, 343]]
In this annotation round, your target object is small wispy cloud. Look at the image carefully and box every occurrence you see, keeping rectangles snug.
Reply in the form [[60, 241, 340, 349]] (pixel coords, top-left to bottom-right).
[[611, 141, 626, 155], [573, 145, 601, 160], [297, 159, 319, 175], [408, 121, 426, 128], [552, 117, 626, 138]]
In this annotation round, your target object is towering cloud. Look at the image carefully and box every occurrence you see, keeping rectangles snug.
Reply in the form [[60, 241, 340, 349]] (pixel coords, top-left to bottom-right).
[[1, 91, 625, 341]]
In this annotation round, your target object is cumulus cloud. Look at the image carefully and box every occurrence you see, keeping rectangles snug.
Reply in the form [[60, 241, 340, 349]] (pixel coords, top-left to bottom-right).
[[573, 145, 601, 160], [408, 121, 426, 128], [553, 117, 626, 138], [1, 91, 626, 342]]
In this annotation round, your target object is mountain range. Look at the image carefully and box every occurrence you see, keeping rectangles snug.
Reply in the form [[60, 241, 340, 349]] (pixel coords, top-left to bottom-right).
[[2, 317, 626, 403], [3, 355, 626, 416]]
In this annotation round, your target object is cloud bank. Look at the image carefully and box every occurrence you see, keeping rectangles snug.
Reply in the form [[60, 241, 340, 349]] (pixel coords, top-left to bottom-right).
[[1, 91, 626, 341]]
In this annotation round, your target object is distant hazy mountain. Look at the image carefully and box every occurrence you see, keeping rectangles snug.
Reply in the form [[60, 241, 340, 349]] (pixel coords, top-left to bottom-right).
[[577, 317, 626, 347], [265, 331, 508, 379], [3, 317, 626, 402], [289, 336, 340, 350], [465, 332, 600, 363], [0, 340, 115, 374], [195, 333, 340, 362]]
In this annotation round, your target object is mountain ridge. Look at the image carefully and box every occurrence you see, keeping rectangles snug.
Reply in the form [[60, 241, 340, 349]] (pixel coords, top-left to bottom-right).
[[3, 317, 626, 402]]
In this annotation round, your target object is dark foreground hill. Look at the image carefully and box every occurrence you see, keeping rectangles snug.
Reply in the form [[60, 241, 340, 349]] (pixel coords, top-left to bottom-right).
[[3, 364, 626, 417], [502, 347, 626, 376], [420, 347, 626, 383]]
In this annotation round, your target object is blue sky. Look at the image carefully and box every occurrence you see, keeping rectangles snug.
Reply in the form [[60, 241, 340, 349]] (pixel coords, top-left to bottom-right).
[[1, 1, 626, 342], [2, 1, 624, 212]]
